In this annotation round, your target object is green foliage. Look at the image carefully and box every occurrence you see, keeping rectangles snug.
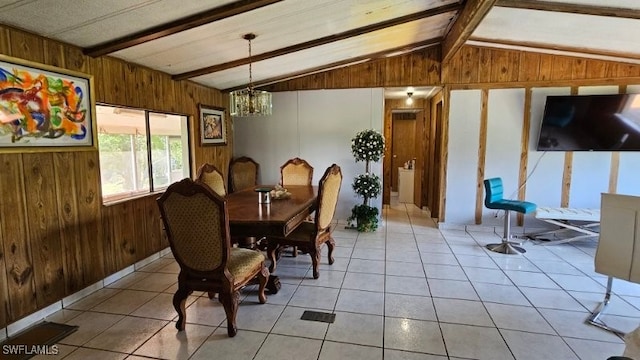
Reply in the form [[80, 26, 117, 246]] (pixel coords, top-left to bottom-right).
[[347, 204, 379, 232], [351, 129, 385, 162], [352, 173, 381, 199]]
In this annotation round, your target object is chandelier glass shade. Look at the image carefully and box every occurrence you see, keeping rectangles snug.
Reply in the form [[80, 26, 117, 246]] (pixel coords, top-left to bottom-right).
[[230, 33, 272, 116], [230, 88, 272, 116]]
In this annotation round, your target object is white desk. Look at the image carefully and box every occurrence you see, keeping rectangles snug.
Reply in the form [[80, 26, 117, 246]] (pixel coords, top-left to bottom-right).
[[398, 168, 414, 203]]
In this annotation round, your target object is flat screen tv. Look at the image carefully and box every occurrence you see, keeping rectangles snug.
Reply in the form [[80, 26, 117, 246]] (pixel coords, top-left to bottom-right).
[[537, 94, 640, 151]]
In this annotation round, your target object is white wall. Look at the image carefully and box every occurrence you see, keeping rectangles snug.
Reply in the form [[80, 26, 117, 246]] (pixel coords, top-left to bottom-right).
[[445, 90, 481, 225], [444, 85, 640, 226], [482, 88, 527, 226], [233, 88, 384, 221]]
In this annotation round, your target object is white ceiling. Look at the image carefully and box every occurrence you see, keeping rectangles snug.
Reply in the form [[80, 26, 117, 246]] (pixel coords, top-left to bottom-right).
[[0, 0, 638, 91]]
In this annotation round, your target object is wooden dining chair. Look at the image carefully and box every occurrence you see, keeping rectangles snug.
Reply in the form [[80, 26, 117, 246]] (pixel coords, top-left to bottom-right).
[[228, 156, 259, 193], [281, 157, 314, 186], [280, 157, 314, 256], [267, 164, 342, 279], [157, 178, 269, 337], [195, 163, 226, 196]]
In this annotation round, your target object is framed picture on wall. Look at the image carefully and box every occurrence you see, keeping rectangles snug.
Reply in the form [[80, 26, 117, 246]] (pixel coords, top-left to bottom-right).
[[199, 104, 227, 146], [0, 54, 96, 152]]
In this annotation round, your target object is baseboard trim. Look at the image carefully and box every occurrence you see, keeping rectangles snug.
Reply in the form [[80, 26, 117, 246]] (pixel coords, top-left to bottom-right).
[[3, 247, 171, 338]]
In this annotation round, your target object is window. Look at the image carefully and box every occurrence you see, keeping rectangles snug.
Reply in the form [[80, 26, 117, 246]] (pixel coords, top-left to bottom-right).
[[96, 105, 190, 203]]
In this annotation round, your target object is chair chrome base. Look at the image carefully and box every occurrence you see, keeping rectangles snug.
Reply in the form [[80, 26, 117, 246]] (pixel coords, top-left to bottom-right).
[[486, 210, 526, 254], [586, 276, 626, 337], [486, 242, 525, 254]]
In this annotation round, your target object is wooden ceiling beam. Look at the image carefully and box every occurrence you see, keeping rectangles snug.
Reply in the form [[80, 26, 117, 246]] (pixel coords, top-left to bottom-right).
[[222, 38, 442, 92], [441, 0, 497, 64], [83, 0, 282, 57], [469, 36, 640, 62], [496, 0, 640, 20], [172, 3, 460, 81]]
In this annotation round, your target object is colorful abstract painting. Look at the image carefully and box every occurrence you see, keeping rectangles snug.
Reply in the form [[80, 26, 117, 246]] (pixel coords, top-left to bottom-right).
[[0, 56, 94, 150]]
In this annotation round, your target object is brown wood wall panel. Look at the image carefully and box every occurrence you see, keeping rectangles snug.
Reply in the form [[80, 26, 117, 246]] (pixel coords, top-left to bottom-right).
[[517, 52, 540, 82], [43, 41, 65, 68], [53, 153, 84, 294], [424, 92, 439, 212], [475, 90, 488, 224], [144, 197, 165, 257], [460, 46, 480, 84], [9, 30, 45, 63], [101, 206, 118, 276], [22, 153, 65, 308], [0, 222, 8, 327], [437, 89, 451, 222], [445, 46, 640, 86], [0, 24, 229, 327], [63, 44, 90, 74], [550, 57, 573, 80], [101, 58, 128, 105], [571, 58, 587, 80], [382, 100, 396, 205], [477, 48, 492, 83], [262, 47, 443, 92], [414, 99, 428, 206], [516, 89, 532, 226], [0, 28, 9, 53], [0, 154, 37, 321], [73, 151, 105, 285], [113, 202, 137, 270]]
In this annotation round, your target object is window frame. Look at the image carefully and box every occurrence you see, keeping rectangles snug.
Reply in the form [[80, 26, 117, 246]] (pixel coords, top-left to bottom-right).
[[96, 104, 192, 205]]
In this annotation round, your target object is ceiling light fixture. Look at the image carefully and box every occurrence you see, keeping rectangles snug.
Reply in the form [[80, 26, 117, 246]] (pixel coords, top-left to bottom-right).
[[406, 92, 414, 106], [230, 33, 272, 117]]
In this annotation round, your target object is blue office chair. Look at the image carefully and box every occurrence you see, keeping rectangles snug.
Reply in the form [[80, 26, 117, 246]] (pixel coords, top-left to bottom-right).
[[483, 178, 537, 254]]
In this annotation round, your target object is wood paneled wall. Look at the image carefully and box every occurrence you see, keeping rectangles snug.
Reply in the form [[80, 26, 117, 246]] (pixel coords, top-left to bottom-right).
[[444, 46, 640, 86], [0, 25, 230, 327], [262, 46, 442, 92]]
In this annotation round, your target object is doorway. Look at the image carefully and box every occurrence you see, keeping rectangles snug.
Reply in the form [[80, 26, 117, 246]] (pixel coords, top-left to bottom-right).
[[382, 87, 444, 218], [391, 112, 417, 192]]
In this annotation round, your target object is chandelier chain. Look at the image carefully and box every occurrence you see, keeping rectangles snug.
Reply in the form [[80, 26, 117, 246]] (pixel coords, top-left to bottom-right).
[[248, 37, 253, 91]]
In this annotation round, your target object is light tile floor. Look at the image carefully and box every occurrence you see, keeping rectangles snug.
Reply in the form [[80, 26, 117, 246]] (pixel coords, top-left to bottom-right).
[[36, 199, 639, 360]]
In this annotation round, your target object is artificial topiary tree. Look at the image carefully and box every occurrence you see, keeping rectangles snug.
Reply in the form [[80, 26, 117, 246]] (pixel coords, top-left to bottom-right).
[[347, 129, 385, 232]]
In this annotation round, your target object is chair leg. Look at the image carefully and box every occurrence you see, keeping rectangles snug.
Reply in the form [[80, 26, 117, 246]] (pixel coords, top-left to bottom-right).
[[258, 266, 269, 304], [310, 245, 321, 279], [220, 291, 240, 337], [173, 286, 190, 331], [485, 210, 526, 254], [267, 241, 279, 273], [586, 276, 626, 337], [327, 236, 335, 265]]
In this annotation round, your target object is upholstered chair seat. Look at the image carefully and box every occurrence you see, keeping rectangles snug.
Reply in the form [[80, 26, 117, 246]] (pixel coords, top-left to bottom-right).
[[228, 248, 267, 285]]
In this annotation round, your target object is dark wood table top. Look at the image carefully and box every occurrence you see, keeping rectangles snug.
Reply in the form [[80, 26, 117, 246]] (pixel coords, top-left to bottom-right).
[[226, 185, 317, 238]]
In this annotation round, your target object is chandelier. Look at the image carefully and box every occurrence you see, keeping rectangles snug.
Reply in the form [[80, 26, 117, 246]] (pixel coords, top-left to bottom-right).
[[230, 33, 272, 116]]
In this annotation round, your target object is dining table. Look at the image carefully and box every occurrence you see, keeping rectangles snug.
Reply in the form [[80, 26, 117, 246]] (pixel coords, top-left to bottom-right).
[[225, 184, 318, 293]]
